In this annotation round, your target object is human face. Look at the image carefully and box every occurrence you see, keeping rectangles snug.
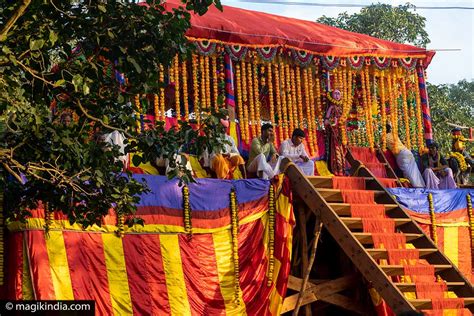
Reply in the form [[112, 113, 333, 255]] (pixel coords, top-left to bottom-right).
[[262, 127, 274, 141], [428, 146, 437, 156], [292, 136, 304, 146]]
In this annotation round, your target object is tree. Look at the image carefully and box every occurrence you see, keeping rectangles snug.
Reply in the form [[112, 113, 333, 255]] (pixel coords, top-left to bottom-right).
[[0, 0, 223, 227], [428, 80, 474, 154], [317, 3, 430, 47]]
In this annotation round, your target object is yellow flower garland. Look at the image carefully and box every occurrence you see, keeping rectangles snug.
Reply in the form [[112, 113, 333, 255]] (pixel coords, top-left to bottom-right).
[[273, 64, 285, 142], [253, 60, 261, 137], [266, 63, 275, 127], [205, 55, 211, 110], [247, 61, 256, 138], [280, 62, 289, 140], [467, 194, 474, 256], [159, 64, 166, 122], [242, 61, 250, 142], [401, 76, 411, 149], [428, 193, 438, 245], [183, 185, 192, 235], [379, 73, 387, 151], [182, 60, 189, 121], [200, 55, 207, 111], [303, 67, 314, 156], [230, 188, 241, 303], [296, 67, 304, 129], [134, 94, 141, 132], [236, 63, 246, 142], [267, 184, 275, 286], [314, 69, 323, 127], [290, 67, 298, 131], [286, 64, 295, 134], [192, 54, 200, 125], [212, 55, 218, 111], [450, 152, 468, 172], [413, 73, 424, 153], [116, 212, 125, 238], [174, 56, 181, 120]]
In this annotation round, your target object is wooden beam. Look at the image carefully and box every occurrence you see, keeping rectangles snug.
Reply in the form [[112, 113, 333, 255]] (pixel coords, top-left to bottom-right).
[[321, 293, 369, 315]]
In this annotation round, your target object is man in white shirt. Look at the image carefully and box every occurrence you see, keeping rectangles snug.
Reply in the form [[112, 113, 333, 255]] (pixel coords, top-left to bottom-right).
[[279, 128, 314, 176]]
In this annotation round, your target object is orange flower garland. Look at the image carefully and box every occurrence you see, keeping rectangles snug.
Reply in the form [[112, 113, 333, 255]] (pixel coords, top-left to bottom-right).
[[365, 67, 375, 151], [192, 54, 200, 125], [273, 64, 285, 142], [247, 61, 256, 138], [401, 76, 411, 149], [303, 67, 314, 156], [266, 64, 275, 127], [212, 55, 218, 111], [174, 56, 181, 120], [295, 67, 304, 129], [390, 71, 399, 136], [159, 64, 165, 121], [205, 55, 211, 110], [428, 193, 437, 244], [267, 184, 276, 286], [183, 185, 192, 236], [279, 61, 289, 140], [153, 94, 159, 124], [134, 94, 141, 132], [253, 59, 261, 136], [286, 64, 295, 134], [242, 61, 250, 142], [229, 188, 241, 303], [182, 60, 189, 121], [386, 71, 395, 136], [306, 67, 317, 156], [236, 63, 246, 143], [467, 194, 473, 256], [379, 72, 387, 151], [199, 55, 207, 111], [414, 72, 424, 153], [314, 70, 323, 128], [290, 66, 298, 131]]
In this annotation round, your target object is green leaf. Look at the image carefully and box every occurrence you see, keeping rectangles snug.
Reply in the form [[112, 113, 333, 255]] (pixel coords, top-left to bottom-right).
[[98, 4, 107, 13], [29, 39, 45, 51], [83, 83, 90, 95], [127, 56, 142, 74], [54, 79, 65, 87], [49, 31, 58, 45], [72, 74, 83, 92]]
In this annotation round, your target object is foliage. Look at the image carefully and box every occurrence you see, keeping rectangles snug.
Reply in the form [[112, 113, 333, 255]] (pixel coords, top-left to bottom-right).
[[317, 3, 430, 47], [428, 80, 474, 154], [0, 0, 221, 227]]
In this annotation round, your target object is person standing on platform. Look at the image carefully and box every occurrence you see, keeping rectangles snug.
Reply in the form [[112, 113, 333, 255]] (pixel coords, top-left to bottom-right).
[[386, 124, 425, 188], [247, 123, 284, 179], [421, 142, 457, 189], [279, 128, 314, 176]]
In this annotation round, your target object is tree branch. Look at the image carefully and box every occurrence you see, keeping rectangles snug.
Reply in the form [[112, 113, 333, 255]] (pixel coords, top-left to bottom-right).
[[0, 0, 32, 42], [75, 100, 132, 138], [14, 58, 55, 86], [1, 161, 24, 183]]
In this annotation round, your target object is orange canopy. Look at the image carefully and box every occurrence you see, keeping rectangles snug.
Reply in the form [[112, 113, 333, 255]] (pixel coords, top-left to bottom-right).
[[165, 0, 435, 65]]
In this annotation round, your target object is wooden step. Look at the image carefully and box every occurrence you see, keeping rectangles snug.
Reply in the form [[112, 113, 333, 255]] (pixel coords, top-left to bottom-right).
[[395, 282, 465, 292], [381, 264, 451, 276], [367, 248, 437, 260], [316, 188, 385, 202], [307, 176, 373, 188], [342, 217, 411, 230], [353, 233, 423, 245], [329, 203, 399, 216], [409, 297, 474, 309]]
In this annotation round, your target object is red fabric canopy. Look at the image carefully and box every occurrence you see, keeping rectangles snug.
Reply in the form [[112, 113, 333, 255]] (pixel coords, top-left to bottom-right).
[[164, 0, 435, 65]]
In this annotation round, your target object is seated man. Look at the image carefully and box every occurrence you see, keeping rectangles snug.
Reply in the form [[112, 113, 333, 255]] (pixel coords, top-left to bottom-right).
[[421, 142, 456, 189], [207, 119, 245, 179], [247, 123, 284, 180], [279, 128, 314, 176], [449, 127, 473, 185], [386, 124, 425, 188]]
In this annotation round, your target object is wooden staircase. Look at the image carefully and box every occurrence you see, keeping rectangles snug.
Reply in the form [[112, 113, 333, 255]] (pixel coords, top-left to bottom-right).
[[281, 158, 474, 314]]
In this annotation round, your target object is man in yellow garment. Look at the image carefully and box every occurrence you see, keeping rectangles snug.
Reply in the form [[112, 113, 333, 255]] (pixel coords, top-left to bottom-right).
[[386, 124, 425, 188]]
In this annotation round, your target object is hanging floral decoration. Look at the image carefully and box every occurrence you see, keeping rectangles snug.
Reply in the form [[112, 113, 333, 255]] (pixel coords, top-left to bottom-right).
[[256, 46, 278, 62], [225, 45, 249, 61], [398, 57, 417, 71], [347, 56, 365, 70], [467, 194, 474, 255], [292, 49, 313, 67], [372, 56, 391, 70], [194, 40, 217, 56], [182, 185, 192, 236], [449, 152, 468, 172], [267, 184, 276, 286], [321, 55, 340, 70], [428, 193, 438, 244], [229, 188, 241, 303]]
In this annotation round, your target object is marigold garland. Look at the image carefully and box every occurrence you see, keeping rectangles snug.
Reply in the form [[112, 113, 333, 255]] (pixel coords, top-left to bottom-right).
[[307, 67, 318, 156], [295, 67, 304, 129], [183, 185, 192, 235], [205, 55, 212, 110], [313, 69, 323, 127], [212, 55, 219, 111], [401, 76, 411, 149], [365, 67, 375, 151], [390, 71, 399, 136], [199, 55, 207, 111], [273, 64, 285, 142], [280, 62, 289, 140], [134, 94, 141, 132], [428, 193, 438, 245], [291, 67, 298, 129], [182, 60, 189, 121], [192, 54, 200, 125], [174, 56, 181, 120], [303, 67, 314, 155], [266, 63, 275, 127], [450, 152, 468, 172], [467, 194, 474, 256], [253, 59, 261, 136], [379, 72, 387, 151], [159, 64, 166, 121], [247, 61, 256, 138], [116, 212, 125, 238], [286, 64, 295, 134], [230, 188, 241, 303], [267, 184, 276, 286], [236, 63, 246, 142], [413, 73, 424, 153], [242, 60, 250, 141]]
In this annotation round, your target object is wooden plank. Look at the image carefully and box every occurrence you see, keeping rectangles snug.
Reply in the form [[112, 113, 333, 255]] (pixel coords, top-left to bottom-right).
[[410, 298, 474, 309], [381, 264, 452, 276], [341, 217, 411, 229], [286, 275, 322, 291], [281, 275, 358, 313], [316, 188, 385, 202], [329, 203, 399, 216], [353, 233, 423, 245], [320, 293, 369, 315], [395, 282, 465, 292], [307, 176, 372, 188], [367, 248, 437, 260]]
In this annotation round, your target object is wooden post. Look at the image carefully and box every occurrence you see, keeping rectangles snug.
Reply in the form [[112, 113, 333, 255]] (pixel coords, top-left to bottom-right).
[[293, 212, 323, 315]]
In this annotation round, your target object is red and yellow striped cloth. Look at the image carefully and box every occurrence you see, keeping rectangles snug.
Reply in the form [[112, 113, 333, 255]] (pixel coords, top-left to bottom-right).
[[5, 175, 294, 315]]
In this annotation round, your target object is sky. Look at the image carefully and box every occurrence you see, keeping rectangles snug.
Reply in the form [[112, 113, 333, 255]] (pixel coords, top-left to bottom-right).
[[221, 0, 474, 85]]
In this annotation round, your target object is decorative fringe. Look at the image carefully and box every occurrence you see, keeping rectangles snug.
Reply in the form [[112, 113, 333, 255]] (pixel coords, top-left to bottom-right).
[[182, 185, 192, 236], [467, 194, 474, 263], [362, 218, 395, 233], [372, 233, 406, 249], [431, 298, 464, 310], [332, 176, 366, 190], [428, 193, 438, 244], [415, 282, 447, 299], [229, 188, 241, 304], [341, 190, 375, 204], [267, 184, 276, 287], [404, 261, 435, 283], [387, 248, 419, 265], [350, 204, 386, 218]]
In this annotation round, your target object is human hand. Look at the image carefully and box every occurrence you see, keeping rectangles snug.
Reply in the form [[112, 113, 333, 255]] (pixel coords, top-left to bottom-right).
[[300, 155, 309, 162], [271, 154, 278, 164]]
